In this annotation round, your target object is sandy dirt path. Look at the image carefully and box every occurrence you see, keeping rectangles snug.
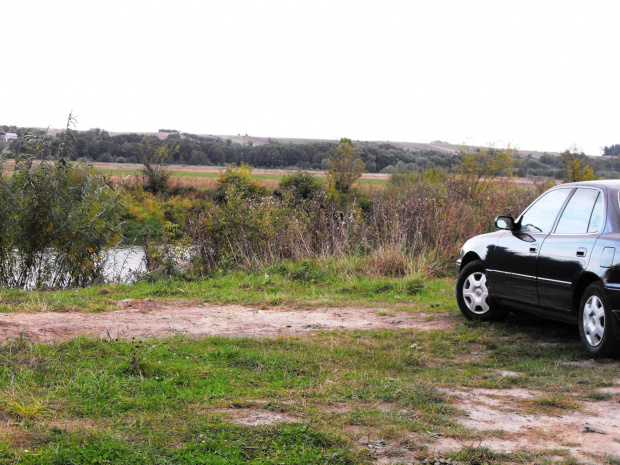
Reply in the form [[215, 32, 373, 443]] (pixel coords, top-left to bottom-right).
[[0, 300, 451, 343], [432, 386, 620, 464]]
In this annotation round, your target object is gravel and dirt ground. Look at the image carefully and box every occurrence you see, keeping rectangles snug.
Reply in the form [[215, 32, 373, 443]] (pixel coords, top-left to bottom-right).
[[434, 387, 620, 463], [2, 300, 620, 463], [0, 300, 451, 342]]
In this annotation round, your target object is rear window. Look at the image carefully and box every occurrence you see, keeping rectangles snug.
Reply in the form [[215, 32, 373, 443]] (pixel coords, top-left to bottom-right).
[[555, 188, 601, 234]]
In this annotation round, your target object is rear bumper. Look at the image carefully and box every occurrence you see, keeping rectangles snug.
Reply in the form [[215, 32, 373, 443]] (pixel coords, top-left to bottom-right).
[[455, 259, 462, 278]]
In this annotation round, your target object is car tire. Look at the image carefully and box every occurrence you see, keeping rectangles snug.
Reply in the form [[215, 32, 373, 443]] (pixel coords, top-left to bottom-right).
[[456, 260, 508, 322], [578, 282, 620, 359]]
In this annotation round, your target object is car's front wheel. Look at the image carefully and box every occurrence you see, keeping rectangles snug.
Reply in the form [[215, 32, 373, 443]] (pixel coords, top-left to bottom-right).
[[579, 282, 620, 358], [456, 260, 508, 322]]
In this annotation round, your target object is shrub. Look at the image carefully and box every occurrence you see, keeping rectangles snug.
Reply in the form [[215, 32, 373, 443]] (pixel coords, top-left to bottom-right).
[[121, 165, 541, 279], [215, 163, 268, 203], [0, 147, 122, 288], [99, 153, 113, 163], [327, 138, 365, 193], [327, 186, 373, 215], [138, 137, 178, 196], [279, 171, 324, 201]]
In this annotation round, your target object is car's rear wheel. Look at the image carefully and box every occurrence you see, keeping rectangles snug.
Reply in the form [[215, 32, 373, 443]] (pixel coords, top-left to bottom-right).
[[456, 260, 508, 321], [579, 282, 620, 358]]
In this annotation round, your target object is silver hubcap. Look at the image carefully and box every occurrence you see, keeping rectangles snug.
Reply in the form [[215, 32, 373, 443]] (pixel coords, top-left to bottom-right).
[[462, 272, 489, 314], [583, 295, 605, 347]]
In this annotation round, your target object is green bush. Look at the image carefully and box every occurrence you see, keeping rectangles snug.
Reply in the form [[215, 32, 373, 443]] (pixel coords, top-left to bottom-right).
[[138, 136, 177, 196], [215, 163, 268, 203], [279, 171, 324, 201], [0, 151, 122, 288]]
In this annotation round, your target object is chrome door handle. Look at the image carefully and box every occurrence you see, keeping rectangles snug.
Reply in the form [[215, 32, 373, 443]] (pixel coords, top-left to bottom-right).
[[576, 247, 587, 257]]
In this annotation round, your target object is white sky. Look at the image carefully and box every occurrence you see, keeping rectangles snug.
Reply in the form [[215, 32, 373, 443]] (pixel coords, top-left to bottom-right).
[[1, 0, 618, 155]]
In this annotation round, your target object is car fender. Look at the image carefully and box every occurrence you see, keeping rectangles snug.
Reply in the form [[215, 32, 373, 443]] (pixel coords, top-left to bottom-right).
[[457, 230, 506, 275]]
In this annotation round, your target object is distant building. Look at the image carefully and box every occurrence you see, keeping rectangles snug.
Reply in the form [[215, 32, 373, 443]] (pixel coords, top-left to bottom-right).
[[0, 133, 17, 142]]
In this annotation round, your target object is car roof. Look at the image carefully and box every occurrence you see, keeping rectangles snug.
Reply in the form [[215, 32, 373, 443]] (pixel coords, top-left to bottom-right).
[[556, 180, 620, 192]]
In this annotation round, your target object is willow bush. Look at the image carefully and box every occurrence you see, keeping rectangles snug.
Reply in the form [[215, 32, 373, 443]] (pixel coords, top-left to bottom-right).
[[0, 131, 122, 289]]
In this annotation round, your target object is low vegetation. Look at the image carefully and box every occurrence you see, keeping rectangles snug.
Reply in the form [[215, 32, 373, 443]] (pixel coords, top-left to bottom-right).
[[1, 128, 547, 289], [116, 164, 545, 282]]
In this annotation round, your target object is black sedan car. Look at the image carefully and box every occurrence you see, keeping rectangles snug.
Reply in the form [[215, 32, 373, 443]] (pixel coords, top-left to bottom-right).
[[456, 180, 620, 358]]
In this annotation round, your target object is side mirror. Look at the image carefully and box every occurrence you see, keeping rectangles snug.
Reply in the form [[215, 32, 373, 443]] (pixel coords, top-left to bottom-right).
[[495, 216, 515, 230]]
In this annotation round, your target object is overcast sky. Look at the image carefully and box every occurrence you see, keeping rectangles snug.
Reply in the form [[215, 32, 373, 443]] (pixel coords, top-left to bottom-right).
[[2, 1, 618, 154]]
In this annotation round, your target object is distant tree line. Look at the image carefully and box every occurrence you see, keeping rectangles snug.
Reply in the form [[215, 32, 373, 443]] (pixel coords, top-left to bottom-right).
[[2, 124, 620, 178], [604, 144, 620, 156], [0, 126, 464, 173]]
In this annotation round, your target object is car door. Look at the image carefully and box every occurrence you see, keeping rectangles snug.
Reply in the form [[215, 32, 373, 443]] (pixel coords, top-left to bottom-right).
[[537, 187, 604, 311], [490, 187, 573, 305]]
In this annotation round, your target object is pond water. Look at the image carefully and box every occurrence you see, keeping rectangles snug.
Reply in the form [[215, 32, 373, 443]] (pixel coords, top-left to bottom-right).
[[4, 245, 186, 289], [102, 246, 147, 284]]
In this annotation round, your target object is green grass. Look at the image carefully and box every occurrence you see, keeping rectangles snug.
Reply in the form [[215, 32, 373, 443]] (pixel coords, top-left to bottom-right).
[[0, 271, 453, 314], [1, 315, 619, 463]]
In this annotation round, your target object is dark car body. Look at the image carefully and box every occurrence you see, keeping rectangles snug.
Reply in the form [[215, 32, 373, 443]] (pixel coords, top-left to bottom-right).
[[456, 180, 620, 356]]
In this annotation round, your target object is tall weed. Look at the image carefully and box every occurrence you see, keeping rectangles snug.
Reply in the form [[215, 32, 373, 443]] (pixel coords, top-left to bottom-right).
[[128, 172, 541, 279]]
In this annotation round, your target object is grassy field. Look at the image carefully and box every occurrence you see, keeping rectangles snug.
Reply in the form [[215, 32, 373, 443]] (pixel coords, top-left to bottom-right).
[[1, 269, 620, 464], [93, 163, 389, 188]]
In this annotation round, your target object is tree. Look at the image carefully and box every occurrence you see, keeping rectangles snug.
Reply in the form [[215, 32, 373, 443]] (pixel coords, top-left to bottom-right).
[[327, 138, 365, 193], [138, 136, 178, 195], [0, 124, 122, 288], [604, 144, 620, 156], [561, 146, 595, 182], [459, 144, 517, 183]]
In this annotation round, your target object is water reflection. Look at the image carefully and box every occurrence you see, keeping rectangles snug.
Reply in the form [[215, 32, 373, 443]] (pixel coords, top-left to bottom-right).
[[102, 246, 147, 284]]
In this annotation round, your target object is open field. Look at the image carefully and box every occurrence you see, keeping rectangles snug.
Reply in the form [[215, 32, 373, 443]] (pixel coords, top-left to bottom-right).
[[1, 274, 619, 464], [1, 160, 552, 191], [93, 164, 551, 191], [1, 160, 391, 189], [92, 163, 390, 188]]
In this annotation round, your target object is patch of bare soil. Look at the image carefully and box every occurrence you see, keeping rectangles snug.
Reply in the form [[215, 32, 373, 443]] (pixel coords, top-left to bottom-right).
[[0, 418, 100, 448], [349, 429, 420, 465], [433, 387, 620, 464], [0, 301, 454, 343], [215, 408, 300, 426]]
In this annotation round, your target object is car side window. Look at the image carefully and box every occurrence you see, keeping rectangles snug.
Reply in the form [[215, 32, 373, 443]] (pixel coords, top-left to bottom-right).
[[555, 189, 600, 234], [588, 193, 603, 233], [519, 188, 571, 233]]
